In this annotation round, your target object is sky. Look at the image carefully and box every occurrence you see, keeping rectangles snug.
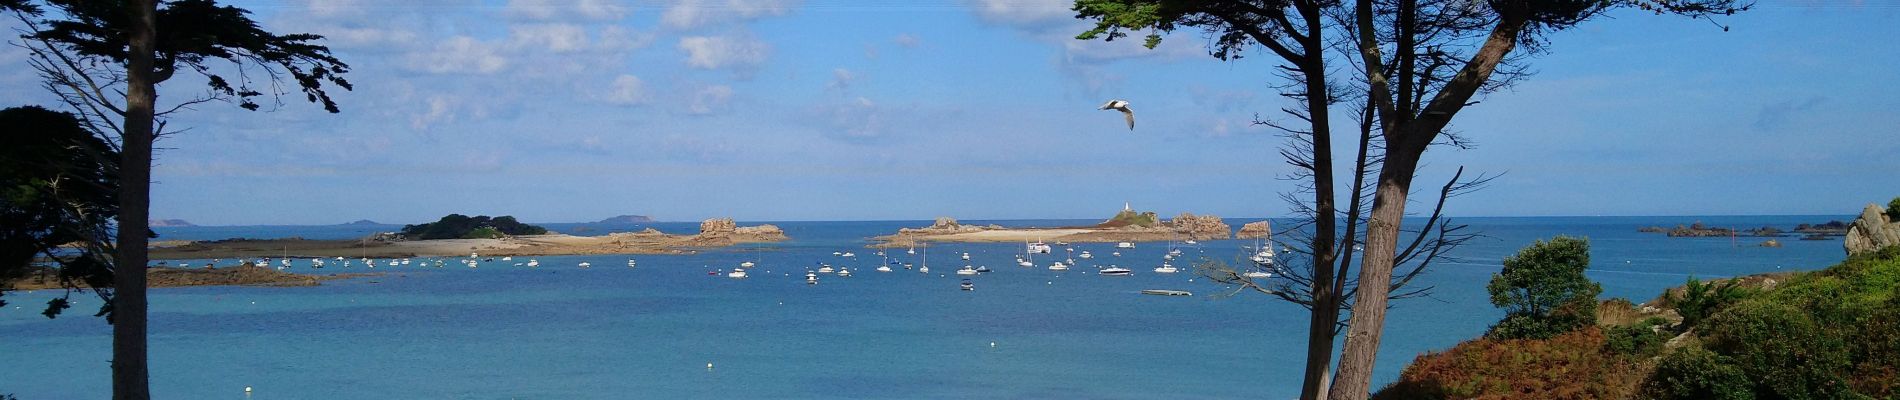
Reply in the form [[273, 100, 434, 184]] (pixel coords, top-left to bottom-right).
[[2, 1, 1896, 225]]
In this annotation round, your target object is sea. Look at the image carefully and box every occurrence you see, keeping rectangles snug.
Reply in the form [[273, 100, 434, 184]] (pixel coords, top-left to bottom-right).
[[0, 216, 1852, 399]]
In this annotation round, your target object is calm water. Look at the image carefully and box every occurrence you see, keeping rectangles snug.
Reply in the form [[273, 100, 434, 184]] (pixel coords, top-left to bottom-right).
[[1, 216, 1849, 399]]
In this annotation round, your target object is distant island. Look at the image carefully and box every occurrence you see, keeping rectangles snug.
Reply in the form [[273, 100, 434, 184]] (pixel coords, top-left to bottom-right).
[[401, 214, 547, 240], [149, 219, 196, 227], [147, 217, 787, 259], [596, 214, 655, 224], [1638, 219, 1853, 241], [871, 204, 1234, 248], [339, 219, 383, 226]]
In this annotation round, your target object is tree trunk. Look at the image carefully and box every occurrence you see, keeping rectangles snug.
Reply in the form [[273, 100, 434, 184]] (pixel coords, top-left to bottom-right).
[[1293, 5, 1338, 399], [113, 1, 158, 399], [1326, 148, 1421, 400]]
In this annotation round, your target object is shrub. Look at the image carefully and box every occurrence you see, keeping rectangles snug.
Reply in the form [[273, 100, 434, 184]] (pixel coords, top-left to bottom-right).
[[1887, 197, 1899, 221], [1671, 277, 1751, 329], [1638, 347, 1755, 400], [1486, 236, 1602, 340], [1604, 317, 1671, 357], [1700, 300, 1854, 399], [462, 226, 504, 239], [1372, 328, 1645, 400]]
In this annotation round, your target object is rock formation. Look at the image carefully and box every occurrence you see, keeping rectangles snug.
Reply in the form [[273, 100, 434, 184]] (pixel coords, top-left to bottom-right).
[[1237, 220, 1275, 239], [691, 218, 788, 245], [699, 218, 737, 235], [1166, 213, 1232, 240], [1845, 203, 1900, 256]]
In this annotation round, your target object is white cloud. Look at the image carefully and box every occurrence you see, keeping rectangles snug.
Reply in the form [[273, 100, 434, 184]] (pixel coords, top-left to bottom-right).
[[661, 0, 798, 30], [828, 68, 855, 91], [407, 36, 509, 74], [689, 85, 735, 114], [969, 0, 1070, 26], [893, 33, 921, 48], [412, 94, 458, 130], [602, 75, 649, 106], [510, 23, 589, 53], [506, 0, 630, 21], [678, 35, 770, 70]]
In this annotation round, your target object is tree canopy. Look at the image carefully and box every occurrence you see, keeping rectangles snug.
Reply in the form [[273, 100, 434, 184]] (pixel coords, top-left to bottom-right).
[[401, 214, 549, 240], [0, 105, 120, 318], [1486, 235, 1601, 340]]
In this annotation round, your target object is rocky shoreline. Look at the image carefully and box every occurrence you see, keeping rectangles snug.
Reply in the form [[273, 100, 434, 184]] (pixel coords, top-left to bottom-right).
[[148, 217, 787, 260], [870, 214, 1234, 248], [6, 265, 373, 290]]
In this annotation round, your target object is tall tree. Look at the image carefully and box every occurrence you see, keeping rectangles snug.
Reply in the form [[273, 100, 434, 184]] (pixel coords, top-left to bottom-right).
[[1330, 2, 1744, 399], [1075, 2, 1482, 399], [9, 1, 350, 398], [0, 106, 120, 319]]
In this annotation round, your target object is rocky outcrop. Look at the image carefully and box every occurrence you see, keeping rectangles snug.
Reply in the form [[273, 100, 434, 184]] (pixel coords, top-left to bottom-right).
[[1166, 213, 1232, 240], [895, 217, 992, 236], [734, 224, 785, 236], [1666, 222, 1735, 237], [1237, 220, 1275, 239], [1845, 204, 1900, 256], [699, 218, 737, 235]]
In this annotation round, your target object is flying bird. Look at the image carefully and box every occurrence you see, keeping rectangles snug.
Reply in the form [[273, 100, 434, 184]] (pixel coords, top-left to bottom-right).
[[1099, 99, 1134, 131]]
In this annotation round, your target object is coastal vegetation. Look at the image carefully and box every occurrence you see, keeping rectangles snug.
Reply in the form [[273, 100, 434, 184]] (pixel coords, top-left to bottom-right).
[[400, 214, 548, 240], [0, 106, 120, 318], [1485, 236, 1601, 340], [1373, 243, 1900, 399], [6, 0, 354, 397], [1098, 209, 1159, 228]]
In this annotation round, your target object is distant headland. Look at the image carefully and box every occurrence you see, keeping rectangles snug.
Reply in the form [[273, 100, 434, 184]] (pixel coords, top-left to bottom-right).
[[596, 215, 655, 224], [149, 219, 196, 227]]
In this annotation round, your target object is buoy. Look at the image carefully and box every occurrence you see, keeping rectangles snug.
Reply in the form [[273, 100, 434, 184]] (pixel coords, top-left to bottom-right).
[[990, 342, 996, 348], [244, 386, 252, 393], [707, 362, 714, 370]]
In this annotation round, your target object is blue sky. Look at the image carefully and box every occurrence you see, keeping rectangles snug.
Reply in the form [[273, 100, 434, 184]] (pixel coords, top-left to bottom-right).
[[3, 1, 1896, 225]]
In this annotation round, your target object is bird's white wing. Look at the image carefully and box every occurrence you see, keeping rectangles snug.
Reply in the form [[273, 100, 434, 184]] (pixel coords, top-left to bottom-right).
[[1099, 100, 1118, 110], [1121, 108, 1134, 130]]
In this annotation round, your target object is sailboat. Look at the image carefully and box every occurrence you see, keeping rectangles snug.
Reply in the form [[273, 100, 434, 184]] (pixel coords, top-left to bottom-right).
[[918, 246, 930, 274]]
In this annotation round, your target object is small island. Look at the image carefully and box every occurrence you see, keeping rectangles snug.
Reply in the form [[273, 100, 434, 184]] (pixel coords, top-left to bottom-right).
[[596, 214, 655, 224], [147, 217, 786, 259], [870, 204, 1233, 248]]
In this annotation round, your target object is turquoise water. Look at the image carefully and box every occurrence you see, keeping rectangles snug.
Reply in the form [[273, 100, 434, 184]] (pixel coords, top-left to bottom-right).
[[1, 216, 1849, 399]]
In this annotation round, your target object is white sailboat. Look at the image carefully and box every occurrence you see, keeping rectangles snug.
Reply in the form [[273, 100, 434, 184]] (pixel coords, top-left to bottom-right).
[[1100, 265, 1132, 276]]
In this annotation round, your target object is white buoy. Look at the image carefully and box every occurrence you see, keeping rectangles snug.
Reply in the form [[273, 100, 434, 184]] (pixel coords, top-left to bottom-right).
[[990, 342, 996, 348], [707, 362, 714, 370], [244, 386, 252, 393]]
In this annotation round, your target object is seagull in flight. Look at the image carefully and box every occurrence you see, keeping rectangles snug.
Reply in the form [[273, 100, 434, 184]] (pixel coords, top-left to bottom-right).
[[1099, 99, 1134, 131]]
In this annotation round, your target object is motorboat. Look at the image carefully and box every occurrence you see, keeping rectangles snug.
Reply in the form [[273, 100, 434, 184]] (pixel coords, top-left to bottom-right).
[[1116, 242, 1135, 249], [1243, 271, 1273, 279], [740, 261, 756, 268], [527, 259, 540, 268], [1183, 240, 1197, 245], [956, 266, 978, 276], [974, 266, 991, 273], [1048, 262, 1069, 271], [578, 262, 592, 268], [842, 252, 855, 258], [1111, 251, 1122, 257], [1078, 251, 1093, 259], [1154, 263, 1179, 274], [876, 265, 893, 272], [960, 279, 974, 291], [1099, 266, 1132, 276], [1018, 259, 1033, 267], [1026, 241, 1052, 254], [817, 264, 835, 273], [837, 268, 852, 277], [961, 252, 971, 260], [1141, 289, 1192, 296], [728, 269, 748, 279], [805, 272, 817, 284]]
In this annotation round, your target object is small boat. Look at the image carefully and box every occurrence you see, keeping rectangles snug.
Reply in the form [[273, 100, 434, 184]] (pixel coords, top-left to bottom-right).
[[1154, 263, 1178, 274], [1078, 251, 1093, 259], [1026, 241, 1052, 254], [1100, 266, 1132, 276], [627, 260, 637, 268], [1243, 271, 1273, 279], [907, 247, 916, 255], [727, 269, 748, 279], [960, 279, 974, 291], [1048, 262, 1069, 271], [740, 261, 756, 268], [919, 265, 930, 273], [833, 251, 843, 256], [1018, 259, 1033, 267], [837, 268, 853, 277], [961, 252, 971, 260], [956, 266, 978, 276], [1141, 289, 1192, 296], [527, 259, 540, 268], [579, 262, 592, 268], [1116, 242, 1135, 249], [1111, 252, 1122, 257], [1183, 240, 1197, 245], [400, 258, 412, 265], [876, 265, 893, 272], [842, 252, 855, 258], [974, 266, 991, 273], [817, 264, 835, 273], [502, 256, 512, 261]]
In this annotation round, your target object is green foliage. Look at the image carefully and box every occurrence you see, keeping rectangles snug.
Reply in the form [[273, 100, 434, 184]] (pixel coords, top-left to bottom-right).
[[24, 0, 353, 112], [1700, 301, 1854, 399], [1486, 236, 1602, 340], [1887, 197, 1899, 221], [1372, 328, 1647, 400], [400, 214, 547, 240], [1671, 277, 1751, 328], [1639, 347, 1755, 400], [0, 106, 119, 318], [1099, 209, 1158, 228], [1603, 317, 1670, 357]]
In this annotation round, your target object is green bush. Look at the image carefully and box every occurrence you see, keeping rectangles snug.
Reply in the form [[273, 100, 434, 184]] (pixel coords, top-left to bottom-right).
[[462, 226, 504, 239], [1700, 300, 1854, 399], [401, 214, 547, 240], [1604, 317, 1670, 357], [1486, 236, 1602, 340], [1886, 197, 1899, 221], [1639, 347, 1755, 400], [1672, 277, 1751, 328]]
